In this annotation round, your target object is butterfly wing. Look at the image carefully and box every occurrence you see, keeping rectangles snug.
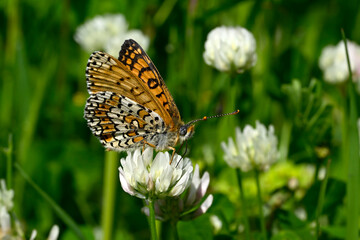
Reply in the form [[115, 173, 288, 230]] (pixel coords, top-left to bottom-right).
[[118, 39, 182, 129], [84, 91, 165, 150], [86, 39, 182, 130]]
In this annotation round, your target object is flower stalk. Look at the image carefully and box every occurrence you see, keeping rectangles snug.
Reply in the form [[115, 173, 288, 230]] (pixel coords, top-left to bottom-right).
[[101, 151, 118, 240], [148, 199, 158, 240], [254, 169, 267, 240], [236, 169, 251, 240], [4, 134, 13, 189], [341, 30, 360, 240], [170, 221, 179, 240]]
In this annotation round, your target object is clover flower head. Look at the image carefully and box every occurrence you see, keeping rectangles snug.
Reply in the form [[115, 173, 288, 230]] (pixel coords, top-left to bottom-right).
[[105, 30, 150, 57], [142, 164, 213, 221], [0, 180, 14, 211], [221, 121, 278, 171], [119, 148, 193, 200], [0, 206, 11, 237], [319, 40, 360, 84], [203, 26, 257, 73], [74, 14, 128, 52]]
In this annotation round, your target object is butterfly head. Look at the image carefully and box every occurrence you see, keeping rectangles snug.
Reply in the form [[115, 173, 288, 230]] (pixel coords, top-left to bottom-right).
[[179, 124, 195, 142]]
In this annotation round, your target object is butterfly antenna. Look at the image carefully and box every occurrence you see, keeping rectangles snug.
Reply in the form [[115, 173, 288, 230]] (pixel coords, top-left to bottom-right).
[[187, 109, 240, 125]]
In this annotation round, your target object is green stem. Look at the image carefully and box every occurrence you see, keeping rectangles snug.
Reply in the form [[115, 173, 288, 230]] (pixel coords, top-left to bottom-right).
[[315, 159, 331, 239], [148, 199, 158, 240], [1, 0, 19, 129], [218, 74, 240, 141], [279, 120, 292, 161], [342, 30, 359, 240], [5, 134, 13, 189], [101, 151, 119, 240], [236, 169, 251, 240], [254, 169, 267, 240], [170, 221, 179, 240], [313, 159, 320, 185], [153, 0, 178, 26]]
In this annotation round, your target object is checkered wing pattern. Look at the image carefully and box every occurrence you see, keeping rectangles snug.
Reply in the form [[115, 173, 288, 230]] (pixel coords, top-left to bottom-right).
[[84, 91, 164, 150]]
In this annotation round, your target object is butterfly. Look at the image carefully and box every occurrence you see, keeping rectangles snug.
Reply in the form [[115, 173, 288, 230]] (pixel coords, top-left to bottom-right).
[[84, 39, 238, 160]]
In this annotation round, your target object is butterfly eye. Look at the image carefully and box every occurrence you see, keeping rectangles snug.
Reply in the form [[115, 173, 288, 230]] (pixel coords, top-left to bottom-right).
[[179, 126, 187, 136]]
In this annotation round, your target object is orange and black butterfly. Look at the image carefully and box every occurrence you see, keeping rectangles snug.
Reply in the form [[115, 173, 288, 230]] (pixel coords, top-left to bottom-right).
[[84, 39, 238, 158]]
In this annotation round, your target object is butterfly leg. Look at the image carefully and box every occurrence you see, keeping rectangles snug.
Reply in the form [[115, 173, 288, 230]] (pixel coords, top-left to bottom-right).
[[169, 147, 176, 165], [143, 140, 156, 152], [142, 140, 176, 165]]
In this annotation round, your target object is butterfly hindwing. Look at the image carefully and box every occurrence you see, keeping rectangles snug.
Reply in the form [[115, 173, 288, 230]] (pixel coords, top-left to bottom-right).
[[84, 91, 164, 150]]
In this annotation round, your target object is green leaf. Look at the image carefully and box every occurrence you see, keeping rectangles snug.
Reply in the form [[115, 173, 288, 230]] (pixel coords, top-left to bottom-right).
[[61, 225, 95, 240], [178, 215, 213, 240], [302, 178, 345, 221], [208, 194, 236, 225], [321, 225, 346, 239], [276, 209, 306, 229], [271, 230, 301, 240]]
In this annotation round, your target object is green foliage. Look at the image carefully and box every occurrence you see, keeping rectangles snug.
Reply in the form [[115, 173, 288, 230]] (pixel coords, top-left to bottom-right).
[[178, 215, 213, 240], [1, 0, 359, 239]]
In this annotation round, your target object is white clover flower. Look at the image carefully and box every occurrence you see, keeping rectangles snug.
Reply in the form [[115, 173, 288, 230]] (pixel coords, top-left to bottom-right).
[[0, 180, 14, 211], [119, 148, 193, 199], [319, 40, 360, 84], [221, 121, 278, 172], [74, 14, 128, 52], [142, 164, 213, 221], [203, 26, 257, 73], [0, 206, 11, 237], [105, 30, 150, 57]]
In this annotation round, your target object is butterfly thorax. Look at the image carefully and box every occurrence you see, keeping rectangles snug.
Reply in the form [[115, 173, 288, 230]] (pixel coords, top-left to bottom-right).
[[146, 122, 194, 150]]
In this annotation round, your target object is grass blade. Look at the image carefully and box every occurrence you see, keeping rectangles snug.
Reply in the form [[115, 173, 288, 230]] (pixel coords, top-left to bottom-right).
[[15, 163, 86, 240], [341, 29, 359, 240]]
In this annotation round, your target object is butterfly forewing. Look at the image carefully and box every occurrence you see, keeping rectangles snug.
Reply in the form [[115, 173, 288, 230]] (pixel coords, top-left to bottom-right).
[[118, 40, 182, 129], [86, 52, 166, 126], [86, 42, 182, 130]]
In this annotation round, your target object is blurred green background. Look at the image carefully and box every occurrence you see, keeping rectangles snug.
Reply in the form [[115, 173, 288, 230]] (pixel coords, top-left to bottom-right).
[[1, 0, 360, 239]]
